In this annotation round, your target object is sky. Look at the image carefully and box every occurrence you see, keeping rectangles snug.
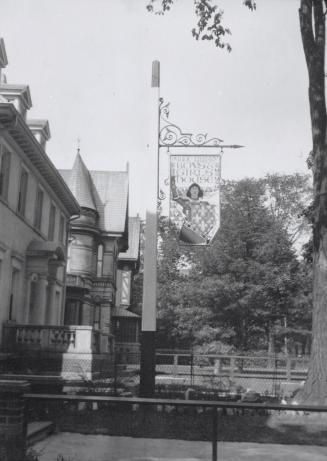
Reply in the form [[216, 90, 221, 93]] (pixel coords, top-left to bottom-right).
[[1, 0, 311, 217]]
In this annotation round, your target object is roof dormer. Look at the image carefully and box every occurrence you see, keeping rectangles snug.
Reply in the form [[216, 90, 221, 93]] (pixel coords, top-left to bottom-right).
[[27, 119, 51, 150]]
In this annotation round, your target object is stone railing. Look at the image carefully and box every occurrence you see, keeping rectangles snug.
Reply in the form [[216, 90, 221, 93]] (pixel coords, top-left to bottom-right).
[[66, 274, 92, 291], [3, 324, 104, 354]]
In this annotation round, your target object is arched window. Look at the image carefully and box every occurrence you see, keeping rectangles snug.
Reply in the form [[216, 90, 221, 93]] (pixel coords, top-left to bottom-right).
[[96, 244, 103, 277]]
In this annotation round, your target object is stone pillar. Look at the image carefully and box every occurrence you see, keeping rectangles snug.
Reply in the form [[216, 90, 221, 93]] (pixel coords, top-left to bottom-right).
[[34, 274, 48, 324], [0, 380, 30, 461], [100, 303, 111, 334], [81, 300, 93, 326], [45, 279, 56, 325]]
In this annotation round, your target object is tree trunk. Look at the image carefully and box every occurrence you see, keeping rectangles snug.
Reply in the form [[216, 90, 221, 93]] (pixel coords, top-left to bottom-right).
[[300, 213, 327, 403], [267, 326, 275, 368], [268, 328, 275, 353], [298, 0, 327, 403]]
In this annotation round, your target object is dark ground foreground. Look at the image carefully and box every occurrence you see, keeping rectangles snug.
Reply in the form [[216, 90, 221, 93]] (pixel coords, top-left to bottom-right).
[[32, 402, 327, 446], [33, 432, 327, 461]]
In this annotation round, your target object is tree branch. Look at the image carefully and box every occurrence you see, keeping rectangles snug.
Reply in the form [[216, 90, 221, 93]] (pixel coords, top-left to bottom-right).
[[300, 0, 316, 68], [313, 0, 325, 57], [300, 0, 326, 150]]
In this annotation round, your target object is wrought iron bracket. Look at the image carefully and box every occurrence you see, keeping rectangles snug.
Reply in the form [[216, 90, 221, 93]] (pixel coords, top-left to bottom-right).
[[158, 97, 243, 149]]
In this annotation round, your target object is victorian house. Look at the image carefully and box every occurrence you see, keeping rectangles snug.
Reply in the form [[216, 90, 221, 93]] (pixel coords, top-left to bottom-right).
[[59, 154, 140, 352]]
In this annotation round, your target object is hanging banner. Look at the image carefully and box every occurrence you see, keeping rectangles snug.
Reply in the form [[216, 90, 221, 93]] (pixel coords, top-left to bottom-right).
[[170, 154, 221, 245]]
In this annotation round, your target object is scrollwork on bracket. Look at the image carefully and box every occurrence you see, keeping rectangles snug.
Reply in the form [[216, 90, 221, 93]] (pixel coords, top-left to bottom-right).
[[159, 97, 224, 148], [158, 188, 166, 201]]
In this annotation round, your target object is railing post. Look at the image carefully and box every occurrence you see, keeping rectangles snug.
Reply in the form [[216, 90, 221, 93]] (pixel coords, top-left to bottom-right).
[[286, 357, 291, 381], [114, 349, 118, 396], [214, 358, 221, 376], [230, 357, 235, 380], [173, 354, 178, 376], [212, 405, 218, 461]]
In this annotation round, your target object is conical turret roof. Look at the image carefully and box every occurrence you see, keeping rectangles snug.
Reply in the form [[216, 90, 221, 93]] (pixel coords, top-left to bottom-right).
[[68, 153, 97, 211]]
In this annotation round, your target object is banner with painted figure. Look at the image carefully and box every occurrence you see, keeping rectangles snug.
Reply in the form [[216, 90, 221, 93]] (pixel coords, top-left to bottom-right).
[[170, 154, 221, 245]]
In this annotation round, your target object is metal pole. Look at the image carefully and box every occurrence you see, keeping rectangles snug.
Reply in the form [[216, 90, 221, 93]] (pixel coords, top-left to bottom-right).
[[212, 406, 218, 461], [190, 343, 194, 386], [113, 349, 118, 396], [139, 61, 160, 398]]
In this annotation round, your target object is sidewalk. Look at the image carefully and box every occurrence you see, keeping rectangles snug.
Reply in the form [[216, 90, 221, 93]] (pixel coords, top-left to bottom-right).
[[33, 432, 327, 461]]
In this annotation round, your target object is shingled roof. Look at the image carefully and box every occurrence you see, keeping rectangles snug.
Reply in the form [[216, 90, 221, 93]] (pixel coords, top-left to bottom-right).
[[119, 216, 141, 261], [90, 170, 128, 233], [62, 153, 97, 211], [59, 154, 129, 234]]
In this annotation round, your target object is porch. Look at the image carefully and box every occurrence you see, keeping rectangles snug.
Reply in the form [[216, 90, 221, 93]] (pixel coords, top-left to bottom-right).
[[1, 324, 114, 381]]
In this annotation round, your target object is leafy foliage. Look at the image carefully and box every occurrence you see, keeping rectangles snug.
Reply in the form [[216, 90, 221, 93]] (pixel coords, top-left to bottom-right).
[[263, 173, 312, 245], [146, 0, 256, 51], [157, 176, 312, 354]]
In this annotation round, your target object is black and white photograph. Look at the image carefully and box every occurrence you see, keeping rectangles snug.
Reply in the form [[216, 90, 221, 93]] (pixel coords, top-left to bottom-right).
[[1, 1, 327, 460]]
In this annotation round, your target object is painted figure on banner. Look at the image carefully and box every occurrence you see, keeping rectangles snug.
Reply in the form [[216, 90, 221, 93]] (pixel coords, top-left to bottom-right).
[[170, 154, 221, 245]]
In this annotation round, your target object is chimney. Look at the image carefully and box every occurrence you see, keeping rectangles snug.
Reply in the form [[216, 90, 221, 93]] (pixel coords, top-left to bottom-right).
[[0, 38, 32, 118], [27, 119, 51, 150], [0, 84, 32, 119]]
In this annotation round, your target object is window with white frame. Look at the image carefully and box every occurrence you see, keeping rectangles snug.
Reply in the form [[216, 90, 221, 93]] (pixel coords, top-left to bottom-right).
[[96, 244, 104, 277]]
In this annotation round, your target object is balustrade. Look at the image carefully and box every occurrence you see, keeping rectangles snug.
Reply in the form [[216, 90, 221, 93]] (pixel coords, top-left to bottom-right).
[[3, 324, 103, 354]]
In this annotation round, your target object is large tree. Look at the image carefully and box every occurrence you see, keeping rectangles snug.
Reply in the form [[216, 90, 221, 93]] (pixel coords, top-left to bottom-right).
[[157, 177, 311, 354], [297, 0, 327, 404], [147, 0, 326, 402]]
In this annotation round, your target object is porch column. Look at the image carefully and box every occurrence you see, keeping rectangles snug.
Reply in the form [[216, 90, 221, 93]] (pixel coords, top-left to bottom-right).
[[25, 273, 34, 323], [81, 299, 93, 325], [100, 302, 111, 335], [46, 280, 57, 325], [34, 274, 48, 324]]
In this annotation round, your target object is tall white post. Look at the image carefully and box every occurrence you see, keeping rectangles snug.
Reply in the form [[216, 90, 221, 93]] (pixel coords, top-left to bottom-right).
[[139, 61, 160, 397]]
